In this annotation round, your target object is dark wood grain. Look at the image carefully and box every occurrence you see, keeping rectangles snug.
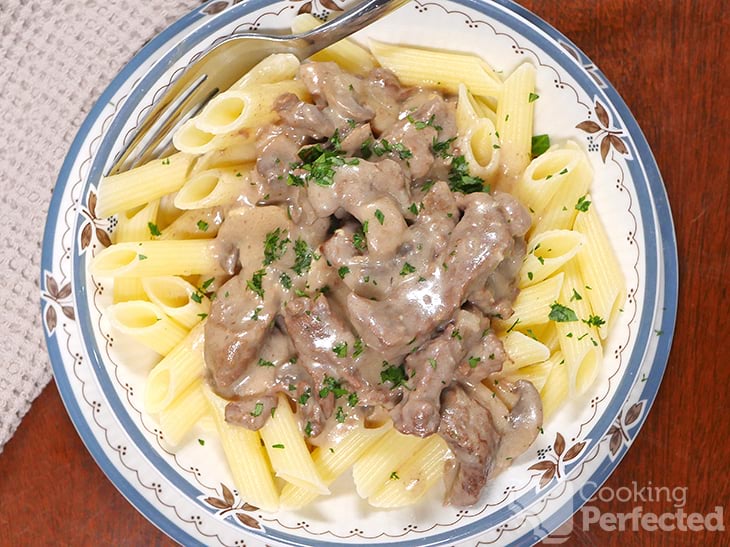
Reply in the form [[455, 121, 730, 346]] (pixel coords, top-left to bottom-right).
[[2, 1, 728, 545]]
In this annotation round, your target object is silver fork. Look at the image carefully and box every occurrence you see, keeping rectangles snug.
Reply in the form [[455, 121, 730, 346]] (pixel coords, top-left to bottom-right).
[[111, 0, 411, 174]]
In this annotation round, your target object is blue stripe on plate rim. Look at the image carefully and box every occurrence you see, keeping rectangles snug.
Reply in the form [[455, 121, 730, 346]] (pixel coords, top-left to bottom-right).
[[41, 0, 678, 545]]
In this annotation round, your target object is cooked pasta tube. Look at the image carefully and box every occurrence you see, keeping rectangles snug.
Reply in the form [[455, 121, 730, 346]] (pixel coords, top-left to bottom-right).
[[513, 142, 588, 220], [494, 273, 564, 331], [158, 208, 222, 240], [495, 63, 536, 186], [369, 40, 502, 98], [539, 351, 569, 420], [230, 53, 301, 90], [112, 200, 160, 302], [172, 119, 248, 155], [96, 153, 195, 218], [500, 330, 551, 373], [553, 261, 603, 395], [195, 80, 310, 135], [291, 14, 376, 75], [573, 199, 626, 338], [106, 301, 187, 356], [203, 387, 279, 512], [280, 421, 392, 509], [259, 394, 329, 494], [158, 379, 208, 447], [503, 358, 554, 392], [191, 134, 258, 174], [89, 240, 223, 278], [145, 321, 206, 414], [142, 276, 210, 329], [352, 427, 430, 499], [174, 165, 261, 210], [519, 230, 586, 286], [367, 434, 449, 508], [455, 85, 500, 180]]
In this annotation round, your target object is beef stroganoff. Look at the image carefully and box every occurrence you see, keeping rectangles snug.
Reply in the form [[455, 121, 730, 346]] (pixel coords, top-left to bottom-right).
[[91, 15, 625, 512]]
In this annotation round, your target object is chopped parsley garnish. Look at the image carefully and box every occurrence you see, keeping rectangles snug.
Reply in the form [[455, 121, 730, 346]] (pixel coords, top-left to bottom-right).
[[272, 444, 285, 449], [531, 134, 550, 158], [279, 273, 292, 290], [298, 388, 311, 405], [451, 329, 462, 340], [390, 471, 400, 480], [528, 92, 540, 103], [432, 136, 456, 158], [196, 220, 209, 232], [190, 291, 203, 304], [291, 131, 359, 187], [400, 262, 416, 276], [304, 421, 313, 437], [263, 228, 289, 266], [332, 342, 348, 358], [198, 439, 205, 446], [372, 139, 412, 160], [138, 254, 148, 261], [409, 203, 419, 215], [353, 228, 367, 251], [335, 406, 347, 423], [337, 266, 350, 279], [428, 358, 438, 369], [286, 173, 306, 187], [448, 155, 487, 194], [353, 338, 364, 358], [380, 362, 409, 388], [147, 222, 161, 237], [571, 289, 583, 301], [348, 392, 359, 407], [197, 313, 208, 320], [527, 271, 534, 281], [257, 358, 274, 367], [584, 314, 606, 328], [161, 158, 170, 165], [575, 195, 592, 212], [246, 269, 266, 298], [506, 318, 521, 333], [408, 114, 442, 131], [549, 302, 579, 322], [250, 306, 262, 320], [468, 356, 481, 368], [319, 376, 348, 399], [250, 402, 263, 417], [374, 209, 385, 225], [292, 238, 313, 276]]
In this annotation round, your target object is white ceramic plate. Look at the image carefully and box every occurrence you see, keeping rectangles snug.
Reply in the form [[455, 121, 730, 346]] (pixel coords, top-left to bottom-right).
[[41, 1, 678, 545]]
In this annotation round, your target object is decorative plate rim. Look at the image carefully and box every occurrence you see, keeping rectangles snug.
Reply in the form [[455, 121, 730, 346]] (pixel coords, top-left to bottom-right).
[[41, 1, 678, 545]]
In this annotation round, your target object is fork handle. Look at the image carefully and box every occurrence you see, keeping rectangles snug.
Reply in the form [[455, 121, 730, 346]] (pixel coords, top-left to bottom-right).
[[296, 0, 411, 57]]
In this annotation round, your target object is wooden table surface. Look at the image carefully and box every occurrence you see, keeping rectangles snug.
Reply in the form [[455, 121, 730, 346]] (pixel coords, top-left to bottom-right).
[[2, 1, 728, 545]]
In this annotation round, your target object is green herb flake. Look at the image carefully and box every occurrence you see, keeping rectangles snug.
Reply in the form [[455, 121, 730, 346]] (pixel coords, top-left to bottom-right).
[[531, 134, 550, 158], [272, 443, 285, 449], [298, 388, 312, 405], [335, 406, 347, 423], [337, 266, 350, 279], [190, 292, 203, 304], [353, 229, 367, 252], [583, 314, 606, 328], [138, 254, 148, 261], [332, 342, 348, 358], [390, 471, 400, 480], [428, 358, 438, 369], [292, 238, 313, 276], [431, 136, 456, 158], [197, 313, 208, 320], [250, 306, 262, 320], [374, 209, 385, 225], [198, 438, 205, 446], [409, 203, 419, 215], [400, 262, 416, 276], [263, 228, 290, 266], [161, 158, 170, 165], [380, 362, 408, 389], [304, 421, 313, 437], [468, 356, 481, 368], [246, 269, 266, 299], [448, 155, 486, 194], [528, 92, 540, 103], [348, 392, 359, 407], [527, 271, 534, 281], [251, 402, 264, 417], [257, 358, 275, 368], [353, 338, 364, 358], [319, 376, 348, 399], [571, 289, 583, 301], [549, 302, 579, 322], [575, 195, 592, 212], [147, 222, 161, 237], [196, 220, 209, 232]]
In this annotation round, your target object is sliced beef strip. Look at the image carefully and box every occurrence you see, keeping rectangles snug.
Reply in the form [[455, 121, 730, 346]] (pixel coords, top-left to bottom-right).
[[439, 384, 501, 507], [299, 62, 373, 123], [225, 395, 277, 430], [274, 92, 335, 140], [346, 192, 519, 359]]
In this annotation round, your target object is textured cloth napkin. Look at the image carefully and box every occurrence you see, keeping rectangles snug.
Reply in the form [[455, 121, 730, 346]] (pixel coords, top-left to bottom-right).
[[0, 0, 203, 453]]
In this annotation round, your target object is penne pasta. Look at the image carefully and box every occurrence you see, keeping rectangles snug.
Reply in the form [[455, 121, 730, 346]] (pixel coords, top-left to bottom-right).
[[368, 434, 449, 508], [158, 208, 222, 240], [519, 230, 586, 286], [259, 394, 329, 494], [495, 273, 564, 330], [141, 276, 210, 329], [230, 53, 301, 90], [96, 152, 195, 218], [495, 63, 536, 186], [191, 134, 258, 174], [500, 330, 551, 373], [90, 239, 223, 278], [158, 379, 208, 447], [204, 387, 279, 512], [455, 85, 501, 180], [112, 200, 160, 302], [280, 421, 392, 509], [504, 358, 554, 392], [174, 165, 261, 210], [369, 40, 502, 98], [573, 198, 626, 338], [145, 321, 206, 414], [106, 300, 188, 356], [538, 351, 570, 420]]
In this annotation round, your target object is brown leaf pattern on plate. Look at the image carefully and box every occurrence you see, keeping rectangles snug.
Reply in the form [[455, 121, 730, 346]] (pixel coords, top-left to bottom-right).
[[199, 483, 263, 531], [289, 0, 344, 17], [203, 1, 229, 15], [529, 432, 589, 490], [576, 99, 630, 163], [79, 189, 112, 252], [42, 271, 76, 335], [605, 400, 646, 456]]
